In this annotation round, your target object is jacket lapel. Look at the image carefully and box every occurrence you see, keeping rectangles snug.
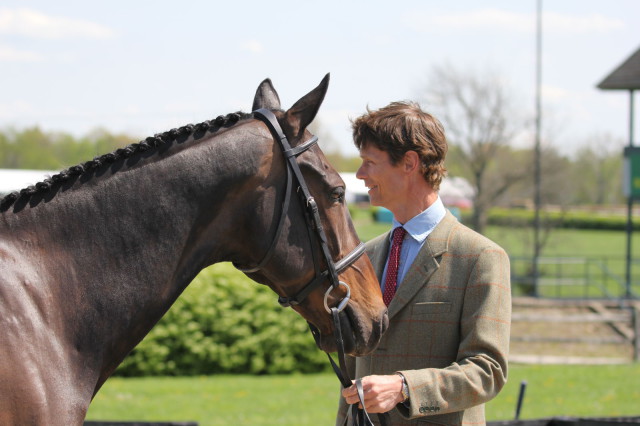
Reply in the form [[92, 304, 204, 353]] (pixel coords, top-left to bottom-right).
[[386, 211, 457, 320], [366, 231, 392, 284]]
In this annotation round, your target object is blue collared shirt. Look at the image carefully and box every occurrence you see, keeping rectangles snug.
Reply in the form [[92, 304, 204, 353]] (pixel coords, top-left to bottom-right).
[[381, 197, 447, 293]]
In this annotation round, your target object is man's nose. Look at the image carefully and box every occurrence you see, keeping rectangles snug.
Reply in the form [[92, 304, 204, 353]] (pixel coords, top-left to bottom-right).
[[355, 164, 366, 180]]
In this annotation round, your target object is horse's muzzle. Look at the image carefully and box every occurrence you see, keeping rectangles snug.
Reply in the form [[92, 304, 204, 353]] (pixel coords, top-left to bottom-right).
[[310, 305, 388, 357]]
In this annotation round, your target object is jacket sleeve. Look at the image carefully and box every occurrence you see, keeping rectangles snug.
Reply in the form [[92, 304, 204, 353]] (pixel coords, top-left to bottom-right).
[[396, 245, 511, 419]]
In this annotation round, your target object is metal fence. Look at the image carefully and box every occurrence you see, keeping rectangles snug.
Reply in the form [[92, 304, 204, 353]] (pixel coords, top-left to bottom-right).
[[510, 256, 640, 299]]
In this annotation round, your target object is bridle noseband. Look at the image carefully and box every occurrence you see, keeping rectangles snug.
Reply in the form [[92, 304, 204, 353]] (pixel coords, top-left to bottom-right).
[[235, 108, 365, 314]]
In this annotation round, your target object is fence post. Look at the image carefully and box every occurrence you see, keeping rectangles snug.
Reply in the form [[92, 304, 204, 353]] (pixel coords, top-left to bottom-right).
[[514, 380, 527, 420], [633, 305, 640, 362], [585, 259, 589, 298]]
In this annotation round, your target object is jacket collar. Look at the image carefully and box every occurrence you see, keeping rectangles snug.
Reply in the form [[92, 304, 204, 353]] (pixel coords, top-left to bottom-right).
[[372, 210, 457, 320]]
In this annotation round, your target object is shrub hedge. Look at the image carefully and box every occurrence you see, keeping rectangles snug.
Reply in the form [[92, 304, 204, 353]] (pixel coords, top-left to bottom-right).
[[115, 263, 330, 376], [464, 208, 640, 231]]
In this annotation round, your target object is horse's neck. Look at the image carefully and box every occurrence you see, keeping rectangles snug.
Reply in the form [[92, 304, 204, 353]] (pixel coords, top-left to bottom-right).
[[8, 132, 261, 261], [1, 128, 269, 381]]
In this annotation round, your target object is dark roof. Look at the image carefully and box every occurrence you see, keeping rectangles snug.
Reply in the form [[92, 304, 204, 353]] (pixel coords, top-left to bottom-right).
[[598, 46, 640, 90]]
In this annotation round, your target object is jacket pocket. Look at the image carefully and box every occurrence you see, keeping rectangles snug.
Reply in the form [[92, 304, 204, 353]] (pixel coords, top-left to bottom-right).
[[412, 301, 452, 316]]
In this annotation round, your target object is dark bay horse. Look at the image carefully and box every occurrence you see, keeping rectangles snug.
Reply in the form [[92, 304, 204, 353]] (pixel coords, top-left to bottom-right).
[[0, 75, 388, 425]]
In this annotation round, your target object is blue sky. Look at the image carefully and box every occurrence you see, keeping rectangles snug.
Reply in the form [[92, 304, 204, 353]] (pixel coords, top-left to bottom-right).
[[1, 1, 639, 157]]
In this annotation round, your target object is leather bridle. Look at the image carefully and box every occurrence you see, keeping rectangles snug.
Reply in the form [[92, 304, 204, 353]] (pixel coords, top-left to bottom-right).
[[235, 108, 366, 314], [234, 109, 389, 426]]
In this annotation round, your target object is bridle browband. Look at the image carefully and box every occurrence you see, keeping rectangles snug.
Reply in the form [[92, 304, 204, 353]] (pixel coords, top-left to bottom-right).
[[236, 108, 388, 426], [235, 108, 365, 313]]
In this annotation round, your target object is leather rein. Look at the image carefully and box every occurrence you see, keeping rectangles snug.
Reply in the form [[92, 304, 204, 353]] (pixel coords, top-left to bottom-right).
[[235, 109, 386, 426]]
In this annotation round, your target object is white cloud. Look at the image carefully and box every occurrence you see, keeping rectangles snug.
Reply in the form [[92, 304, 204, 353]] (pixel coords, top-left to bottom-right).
[[544, 12, 625, 33], [405, 8, 624, 34], [0, 100, 35, 118], [423, 9, 531, 32], [317, 108, 355, 127], [0, 8, 115, 39], [541, 84, 571, 101], [240, 40, 263, 53], [0, 44, 42, 62]]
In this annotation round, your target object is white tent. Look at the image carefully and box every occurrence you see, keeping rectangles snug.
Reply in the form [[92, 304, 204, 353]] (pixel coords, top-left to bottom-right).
[[0, 169, 58, 196], [340, 172, 370, 204]]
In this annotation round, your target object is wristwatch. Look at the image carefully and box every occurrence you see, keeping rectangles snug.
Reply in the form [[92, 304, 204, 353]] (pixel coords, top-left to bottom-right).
[[396, 373, 410, 402]]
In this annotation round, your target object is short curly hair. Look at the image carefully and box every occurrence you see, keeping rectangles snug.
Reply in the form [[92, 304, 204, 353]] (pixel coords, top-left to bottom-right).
[[352, 101, 448, 191]]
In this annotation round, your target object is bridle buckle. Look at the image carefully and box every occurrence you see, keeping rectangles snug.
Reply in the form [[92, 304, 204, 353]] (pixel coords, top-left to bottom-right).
[[324, 281, 350, 314]]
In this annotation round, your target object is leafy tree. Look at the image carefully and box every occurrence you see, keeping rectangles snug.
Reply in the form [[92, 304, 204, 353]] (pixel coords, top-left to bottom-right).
[[0, 127, 137, 171], [8, 127, 59, 169], [571, 134, 624, 205]]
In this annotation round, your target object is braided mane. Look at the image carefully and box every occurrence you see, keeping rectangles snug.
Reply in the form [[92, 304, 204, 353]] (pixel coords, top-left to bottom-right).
[[0, 111, 253, 211]]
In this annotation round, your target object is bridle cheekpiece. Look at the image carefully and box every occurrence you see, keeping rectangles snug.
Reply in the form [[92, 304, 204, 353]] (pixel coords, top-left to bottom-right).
[[235, 108, 365, 314]]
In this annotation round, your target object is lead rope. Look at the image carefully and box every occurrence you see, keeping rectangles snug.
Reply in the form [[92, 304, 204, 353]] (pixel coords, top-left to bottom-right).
[[327, 308, 390, 426]]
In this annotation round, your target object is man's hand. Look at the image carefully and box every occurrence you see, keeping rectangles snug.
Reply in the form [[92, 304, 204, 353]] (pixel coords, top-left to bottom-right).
[[341, 374, 404, 413]]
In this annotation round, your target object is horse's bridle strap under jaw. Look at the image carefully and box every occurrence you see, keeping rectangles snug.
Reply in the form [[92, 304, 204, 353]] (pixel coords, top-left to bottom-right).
[[237, 108, 366, 313]]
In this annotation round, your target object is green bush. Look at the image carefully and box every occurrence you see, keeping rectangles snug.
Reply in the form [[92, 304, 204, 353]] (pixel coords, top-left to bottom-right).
[[115, 263, 330, 376], [481, 208, 640, 231]]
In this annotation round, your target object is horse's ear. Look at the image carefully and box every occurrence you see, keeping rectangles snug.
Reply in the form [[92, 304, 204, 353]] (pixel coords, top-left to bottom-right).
[[284, 73, 330, 139], [252, 78, 281, 111]]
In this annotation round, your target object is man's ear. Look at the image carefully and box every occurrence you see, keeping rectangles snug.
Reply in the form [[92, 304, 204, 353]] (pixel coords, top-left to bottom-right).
[[403, 151, 420, 174]]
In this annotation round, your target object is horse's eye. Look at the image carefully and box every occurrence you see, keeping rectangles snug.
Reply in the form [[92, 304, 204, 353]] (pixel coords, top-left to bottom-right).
[[331, 187, 345, 203]]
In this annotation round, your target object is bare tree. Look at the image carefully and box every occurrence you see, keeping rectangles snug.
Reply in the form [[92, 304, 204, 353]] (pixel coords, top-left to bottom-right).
[[421, 63, 527, 233], [571, 133, 625, 205]]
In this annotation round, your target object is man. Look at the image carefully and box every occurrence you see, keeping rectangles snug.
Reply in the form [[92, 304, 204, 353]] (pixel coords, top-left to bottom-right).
[[336, 102, 511, 426]]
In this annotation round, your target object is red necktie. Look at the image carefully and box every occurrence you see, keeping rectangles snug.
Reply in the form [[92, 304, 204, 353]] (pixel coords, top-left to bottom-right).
[[382, 227, 407, 306]]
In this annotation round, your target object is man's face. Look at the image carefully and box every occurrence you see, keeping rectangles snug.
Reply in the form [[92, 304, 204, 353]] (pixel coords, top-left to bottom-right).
[[356, 143, 406, 212]]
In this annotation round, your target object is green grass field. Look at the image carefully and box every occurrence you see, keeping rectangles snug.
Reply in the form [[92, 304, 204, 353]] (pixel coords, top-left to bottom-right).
[[86, 364, 640, 425]]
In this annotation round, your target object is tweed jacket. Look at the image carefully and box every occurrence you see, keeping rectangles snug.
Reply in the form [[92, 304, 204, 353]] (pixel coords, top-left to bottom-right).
[[336, 211, 511, 426]]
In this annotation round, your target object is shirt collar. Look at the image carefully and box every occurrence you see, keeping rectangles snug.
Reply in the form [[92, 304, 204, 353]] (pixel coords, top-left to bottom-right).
[[390, 196, 447, 244]]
